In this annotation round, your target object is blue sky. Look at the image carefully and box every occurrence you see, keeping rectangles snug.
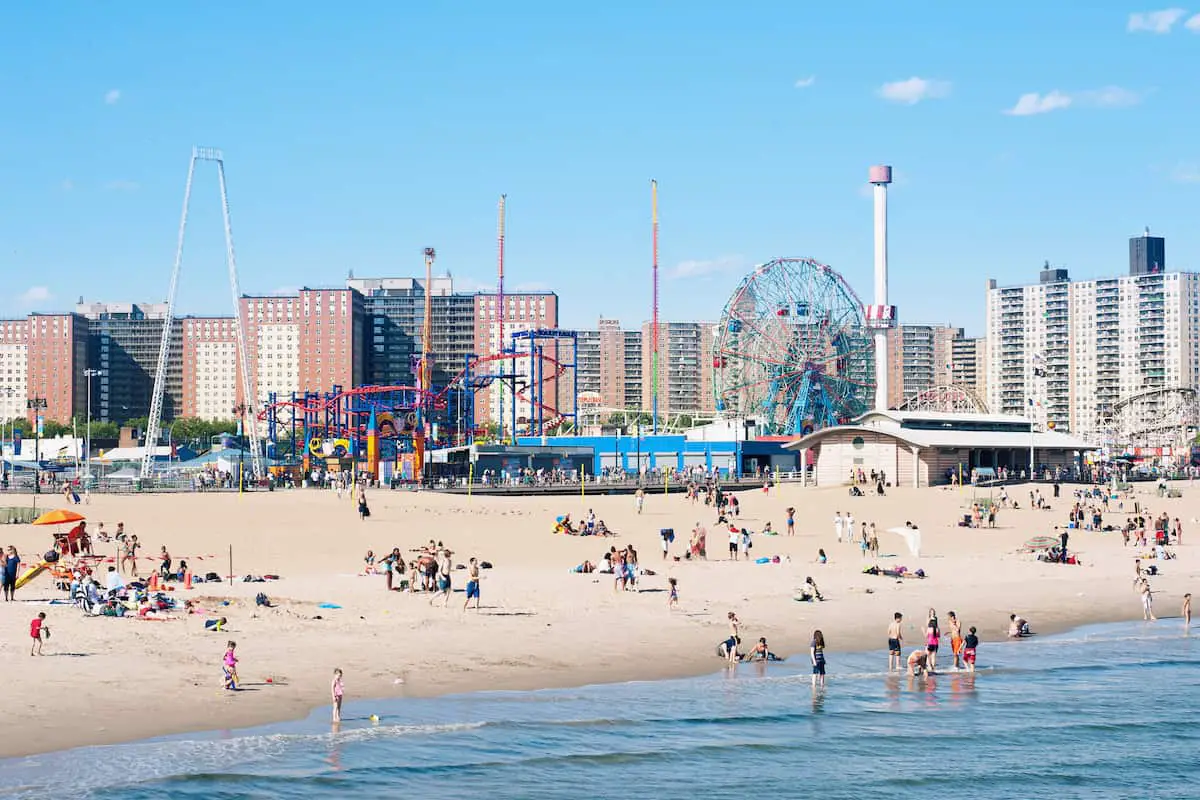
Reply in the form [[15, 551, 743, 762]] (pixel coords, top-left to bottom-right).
[[2, 3, 1198, 336]]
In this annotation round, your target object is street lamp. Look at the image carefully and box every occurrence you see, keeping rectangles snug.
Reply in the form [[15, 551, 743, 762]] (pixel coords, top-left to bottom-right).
[[0, 387, 14, 485], [26, 397, 47, 505], [83, 369, 105, 483]]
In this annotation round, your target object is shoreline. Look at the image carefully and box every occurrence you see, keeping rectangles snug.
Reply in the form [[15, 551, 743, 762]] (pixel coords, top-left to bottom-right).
[[1, 481, 1194, 761], [1, 601, 1176, 761]]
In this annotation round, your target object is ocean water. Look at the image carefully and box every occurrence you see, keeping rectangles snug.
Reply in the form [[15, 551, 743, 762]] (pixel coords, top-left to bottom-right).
[[3, 621, 1198, 800]]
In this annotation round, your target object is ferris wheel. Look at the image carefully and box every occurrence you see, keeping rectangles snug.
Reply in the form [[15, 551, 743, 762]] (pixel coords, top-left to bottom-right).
[[712, 258, 875, 435]]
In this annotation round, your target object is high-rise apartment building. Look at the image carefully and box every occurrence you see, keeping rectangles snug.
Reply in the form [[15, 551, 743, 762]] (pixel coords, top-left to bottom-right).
[[1130, 227, 1166, 276], [472, 292, 561, 427], [623, 330, 643, 409], [883, 324, 962, 408], [76, 302, 181, 424], [640, 321, 716, 419], [0, 320, 28, 422], [949, 337, 988, 401], [986, 250, 1200, 442], [26, 313, 88, 424], [181, 317, 243, 419], [575, 318, 630, 409], [347, 276, 476, 388]]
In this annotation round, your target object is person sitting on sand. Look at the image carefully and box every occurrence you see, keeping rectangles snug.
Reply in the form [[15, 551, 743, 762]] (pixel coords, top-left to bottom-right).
[[572, 560, 596, 574], [907, 649, 929, 676], [205, 617, 228, 632], [805, 576, 824, 601], [364, 550, 377, 574], [1008, 614, 1031, 638]]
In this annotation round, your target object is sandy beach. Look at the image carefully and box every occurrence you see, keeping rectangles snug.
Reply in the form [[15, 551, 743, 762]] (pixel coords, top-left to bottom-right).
[[1, 478, 1196, 758]]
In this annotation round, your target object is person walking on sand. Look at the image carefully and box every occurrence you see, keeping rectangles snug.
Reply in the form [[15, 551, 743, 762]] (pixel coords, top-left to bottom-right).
[[30, 612, 48, 656], [834, 512, 844, 544], [331, 668, 345, 722], [430, 548, 452, 606], [464, 558, 481, 610], [668, 577, 679, 609], [810, 630, 826, 687], [223, 641, 240, 690], [786, 507, 795, 536], [887, 612, 904, 671], [635, 487, 645, 515]]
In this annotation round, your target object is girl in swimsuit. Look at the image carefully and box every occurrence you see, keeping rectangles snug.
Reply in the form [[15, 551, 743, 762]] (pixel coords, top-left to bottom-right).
[[810, 629, 826, 686], [925, 613, 941, 673]]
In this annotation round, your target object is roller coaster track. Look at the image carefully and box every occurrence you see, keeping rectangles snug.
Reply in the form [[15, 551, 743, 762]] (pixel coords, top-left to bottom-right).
[[256, 350, 572, 433]]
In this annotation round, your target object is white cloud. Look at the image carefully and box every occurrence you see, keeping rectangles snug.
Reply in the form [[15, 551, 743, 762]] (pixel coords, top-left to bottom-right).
[[104, 89, 121, 105], [1127, 8, 1186, 32], [1004, 86, 1143, 116], [1170, 163, 1200, 183], [794, 76, 816, 89], [1004, 90, 1073, 116], [20, 286, 52, 307], [668, 256, 746, 280], [877, 77, 951, 105], [1186, 12, 1200, 29], [1077, 86, 1144, 108]]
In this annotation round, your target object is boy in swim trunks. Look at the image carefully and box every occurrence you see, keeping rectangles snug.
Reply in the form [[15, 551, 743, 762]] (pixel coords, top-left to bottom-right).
[[463, 558, 481, 610], [947, 611, 964, 670], [963, 626, 979, 672], [30, 612, 48, 656], [887, 612, 903, 671]]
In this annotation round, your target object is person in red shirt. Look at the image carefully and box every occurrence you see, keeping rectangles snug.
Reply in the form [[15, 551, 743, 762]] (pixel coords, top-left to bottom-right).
[[30, 612, 48, 656]]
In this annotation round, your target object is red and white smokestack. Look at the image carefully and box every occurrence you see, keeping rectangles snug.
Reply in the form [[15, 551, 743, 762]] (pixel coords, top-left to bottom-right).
[[869, 165, 893, 412]]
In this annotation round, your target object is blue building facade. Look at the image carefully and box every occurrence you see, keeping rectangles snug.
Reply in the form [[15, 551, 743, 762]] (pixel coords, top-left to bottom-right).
[[514, 435, 743, 476]]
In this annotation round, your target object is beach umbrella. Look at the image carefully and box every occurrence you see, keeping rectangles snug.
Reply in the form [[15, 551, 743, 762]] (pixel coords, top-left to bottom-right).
[[31, 509, 85, 526], [886, 526, 922, 558]]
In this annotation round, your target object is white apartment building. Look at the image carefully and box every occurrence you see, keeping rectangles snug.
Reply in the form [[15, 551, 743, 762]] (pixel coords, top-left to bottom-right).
[[0, 320, 28, 422], [986, 261, 1200, 444]]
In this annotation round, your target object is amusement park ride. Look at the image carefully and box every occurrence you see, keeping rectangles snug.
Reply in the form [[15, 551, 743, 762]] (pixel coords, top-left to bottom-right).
[[255, 198, 579, 480], [141, 155, 926, 482]]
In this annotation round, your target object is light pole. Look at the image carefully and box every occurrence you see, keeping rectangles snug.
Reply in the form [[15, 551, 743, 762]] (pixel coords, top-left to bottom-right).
[[27, 397, 47, 506], [84, 369, 105, 483], [0, 387, 14, 485]]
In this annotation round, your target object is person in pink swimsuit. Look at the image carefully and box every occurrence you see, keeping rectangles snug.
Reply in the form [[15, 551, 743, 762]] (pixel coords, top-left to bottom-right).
[[331, 668, 344, 722]]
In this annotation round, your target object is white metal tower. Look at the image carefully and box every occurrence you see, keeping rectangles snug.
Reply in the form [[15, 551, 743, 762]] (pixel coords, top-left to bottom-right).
[[140, 147, 263, 480]]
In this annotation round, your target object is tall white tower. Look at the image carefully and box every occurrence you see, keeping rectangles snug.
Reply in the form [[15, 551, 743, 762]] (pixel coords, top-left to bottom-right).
[[867, 165, 896, 412]]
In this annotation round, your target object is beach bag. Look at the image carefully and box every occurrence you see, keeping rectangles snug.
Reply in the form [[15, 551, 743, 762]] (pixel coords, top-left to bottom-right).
[[205, 572, 220, 582], [255, 592, 270, 607]]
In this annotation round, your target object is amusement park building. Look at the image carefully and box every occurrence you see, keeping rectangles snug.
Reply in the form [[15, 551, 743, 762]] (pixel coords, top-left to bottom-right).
[[985, 235, 1200, 444], [785, 410, 1093, 487]]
